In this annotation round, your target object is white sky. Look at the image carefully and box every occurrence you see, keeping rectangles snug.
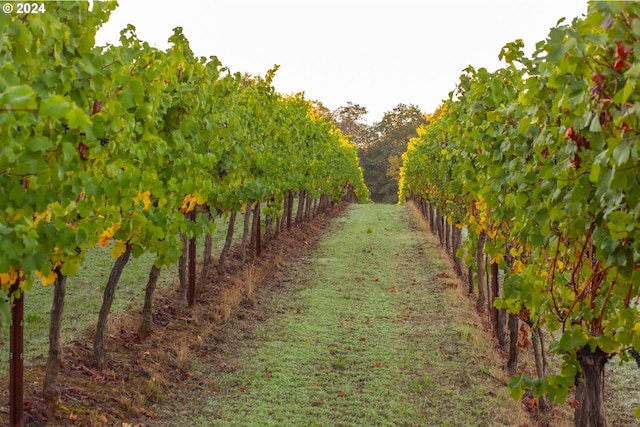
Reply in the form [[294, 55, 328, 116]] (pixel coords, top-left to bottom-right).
[[94, 0, 588, 123]]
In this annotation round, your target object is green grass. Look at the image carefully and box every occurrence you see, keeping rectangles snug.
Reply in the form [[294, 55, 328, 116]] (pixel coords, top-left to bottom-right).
[[0, 212, 249, 374], [190, 204, 526, 426], [606, 356, 640, 426]]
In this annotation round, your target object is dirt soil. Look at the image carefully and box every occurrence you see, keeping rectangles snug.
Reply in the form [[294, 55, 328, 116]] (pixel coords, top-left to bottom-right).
[[0, 204, 347, 427]]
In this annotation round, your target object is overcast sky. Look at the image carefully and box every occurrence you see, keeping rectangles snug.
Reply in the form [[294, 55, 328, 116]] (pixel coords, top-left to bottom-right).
[[94, 1, 588, 123]]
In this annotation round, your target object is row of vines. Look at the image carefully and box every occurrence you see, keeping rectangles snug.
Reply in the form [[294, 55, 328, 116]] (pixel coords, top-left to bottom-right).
[[0, 2, 369, 424], [399, 2, 638, 426]]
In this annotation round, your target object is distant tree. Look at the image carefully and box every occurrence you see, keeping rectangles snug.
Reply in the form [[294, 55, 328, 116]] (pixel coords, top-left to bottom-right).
[[331, 102, 370, 147], [360, 103, 427, 203], [387, 154, 402, 181], [308, 99, 333, 121]]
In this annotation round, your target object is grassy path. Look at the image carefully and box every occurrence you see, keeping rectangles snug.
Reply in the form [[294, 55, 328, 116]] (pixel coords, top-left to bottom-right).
[[185, 204, 526, 426]]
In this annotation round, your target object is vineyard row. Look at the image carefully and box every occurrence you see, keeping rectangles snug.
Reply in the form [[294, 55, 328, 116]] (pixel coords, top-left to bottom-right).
[[0, 2, 369, 423], [399, 2, 639, 426]]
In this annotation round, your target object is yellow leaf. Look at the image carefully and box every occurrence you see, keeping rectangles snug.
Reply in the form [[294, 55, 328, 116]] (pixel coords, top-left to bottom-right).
[[0, 267, 19, 286], [98, 234, 110, 247], [134, 190, 152, 211], [180, 194, 198, 213], [490, 253, 504, 265], [36, 269, 57, 286], [509, 247, 519, 257], [487, 229, 498, 240], [512, 260, 525, 274], [556, 260, 564, 270], [98, 224, 120, 247], [33, 209, 51, 227], [111, 240, 127, 258]]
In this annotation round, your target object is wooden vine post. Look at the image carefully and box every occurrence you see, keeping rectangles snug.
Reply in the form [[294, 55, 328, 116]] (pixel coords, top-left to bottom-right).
[[187, 209, 197, 307], [491, 262, 499, 339], [10, 286, 24, 427]]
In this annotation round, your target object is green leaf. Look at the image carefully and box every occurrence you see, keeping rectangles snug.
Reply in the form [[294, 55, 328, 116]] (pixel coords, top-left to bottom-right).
[[589, 114, 602, 133], [39, 95, 71, 118], [613, 80, 635, 105], [65, 107, 91, 129], [607, 210, 630, 240], [130, 79, 145, 104], [507, 375, 526, 400], [624, 62, 640, 78], [60, 259, 80, 276], [589, 162, 601, 183], [595, 335, 619, 353], [631, 18, 640, 37], [557, 327, 588, 352], [612, 139, 632, 166], [632, 332, 640, 352], [0, 85, 37, 109], [75, 225, 89, 245], [27, 137, 53, 153], [0, 296, 9, 327]]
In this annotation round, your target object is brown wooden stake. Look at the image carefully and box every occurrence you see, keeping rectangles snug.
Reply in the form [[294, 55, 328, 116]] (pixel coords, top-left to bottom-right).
[[188, 209, 197, 307], [10, 290, 24, 427], [217, 211, 237, 275], [491, 262, 499, 337], [255, 202, 261, 257], [286, 191, 293, 230]]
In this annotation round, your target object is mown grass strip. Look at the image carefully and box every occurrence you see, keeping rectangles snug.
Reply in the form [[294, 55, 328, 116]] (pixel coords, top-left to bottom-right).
[[195, 204, 526, 427]]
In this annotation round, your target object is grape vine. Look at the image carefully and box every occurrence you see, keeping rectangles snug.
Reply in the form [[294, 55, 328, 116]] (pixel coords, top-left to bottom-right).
[[0, 1, 368, 312], [400, 2, 639, 424]]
